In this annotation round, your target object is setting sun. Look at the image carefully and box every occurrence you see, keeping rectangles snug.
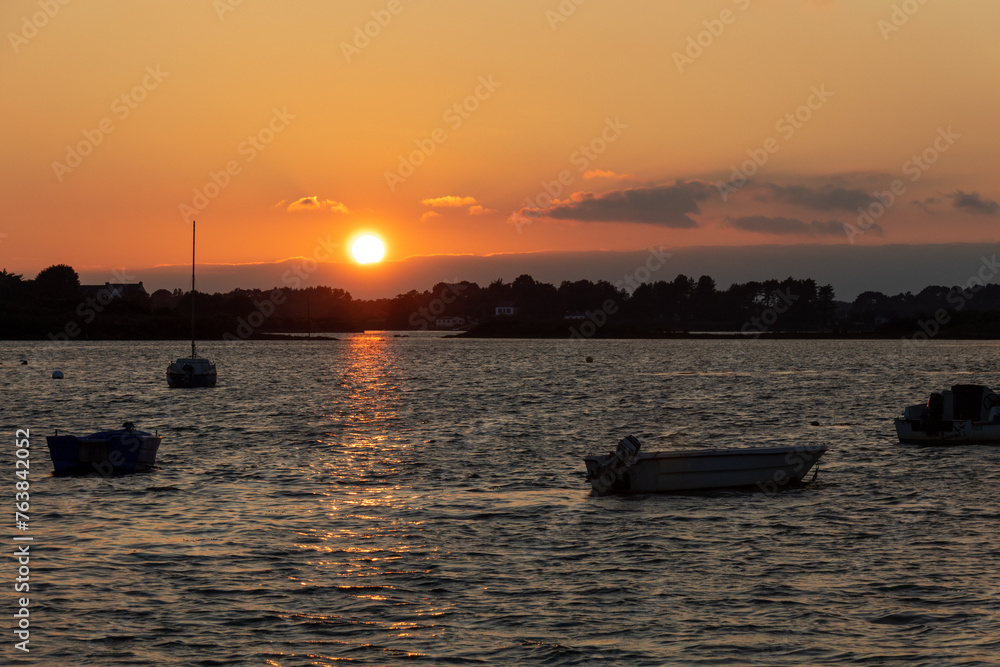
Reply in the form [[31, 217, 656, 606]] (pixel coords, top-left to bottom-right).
[[351, 235, 385, 264]]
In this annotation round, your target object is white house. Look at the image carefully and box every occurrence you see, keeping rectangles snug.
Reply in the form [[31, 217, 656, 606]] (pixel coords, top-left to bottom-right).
[[495, 302, 519, 317]]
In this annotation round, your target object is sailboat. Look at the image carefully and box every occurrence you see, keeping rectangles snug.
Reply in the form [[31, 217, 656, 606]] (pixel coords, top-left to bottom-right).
[[167, 221, 217, 388]]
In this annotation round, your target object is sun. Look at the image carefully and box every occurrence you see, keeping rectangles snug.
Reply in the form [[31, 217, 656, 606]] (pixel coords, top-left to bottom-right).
[[351, 234, 385, 264]]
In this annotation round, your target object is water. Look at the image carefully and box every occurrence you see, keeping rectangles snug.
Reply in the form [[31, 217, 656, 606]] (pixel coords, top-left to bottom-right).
[[2, 337, 1000, 666]]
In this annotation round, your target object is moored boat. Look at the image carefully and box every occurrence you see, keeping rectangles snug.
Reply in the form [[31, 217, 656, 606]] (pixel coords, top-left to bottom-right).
[[894, 384, 1000, 444], [167, 354, 217, 388], [585, 435, 827, 495], [167, 220, 217, 388], [46, 422, 161, 476]]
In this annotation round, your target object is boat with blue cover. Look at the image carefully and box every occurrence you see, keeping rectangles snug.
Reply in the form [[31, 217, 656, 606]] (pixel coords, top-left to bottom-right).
[[46, 422, 161, 476]]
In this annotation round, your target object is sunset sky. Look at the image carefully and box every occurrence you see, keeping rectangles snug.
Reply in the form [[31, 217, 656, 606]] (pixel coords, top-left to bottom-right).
[[3, 0, 1000, 297]]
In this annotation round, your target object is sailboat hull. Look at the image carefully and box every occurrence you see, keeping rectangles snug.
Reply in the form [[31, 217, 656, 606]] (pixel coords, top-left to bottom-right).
[[166, 372, 217, 388], [166, 357, 217, 388]]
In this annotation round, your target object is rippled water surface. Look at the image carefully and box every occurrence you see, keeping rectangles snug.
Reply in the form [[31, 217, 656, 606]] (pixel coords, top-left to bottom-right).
[[3, 337, 1000, 666]]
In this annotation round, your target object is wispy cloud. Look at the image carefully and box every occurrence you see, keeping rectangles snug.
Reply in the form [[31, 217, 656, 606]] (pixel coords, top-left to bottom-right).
[[726, 215, 882, 237], [421, 195, 494, 217], [912, 196, 940, 214], [949, 190, 999, 215], [285, 196, 349, 213], [758, 184, 873, 211], [583, 169, 635, 182], [512, 181, 713, 227], [421, 195, 478, 207]]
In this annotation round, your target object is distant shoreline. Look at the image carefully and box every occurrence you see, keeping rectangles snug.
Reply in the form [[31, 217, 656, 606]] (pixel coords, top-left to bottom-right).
[[454, 331, 979, 340], [1, 331, 993, 342]]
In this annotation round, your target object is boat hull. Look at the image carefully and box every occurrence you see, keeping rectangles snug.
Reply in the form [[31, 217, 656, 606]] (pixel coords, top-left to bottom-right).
[[894, 417, 1000, 445], [166, 370, 217, 388], [584, 444, 827, 494], [46, 430, 160, 476], [166, 356, 217, 388]]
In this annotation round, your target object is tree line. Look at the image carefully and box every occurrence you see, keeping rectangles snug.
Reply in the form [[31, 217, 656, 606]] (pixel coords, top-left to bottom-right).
[[4, 262, 998, 339]]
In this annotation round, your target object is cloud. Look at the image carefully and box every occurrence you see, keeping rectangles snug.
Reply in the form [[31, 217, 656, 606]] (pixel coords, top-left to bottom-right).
[[912, 196, 940, 214], [421, 196, 494, 218], [726, 215, 882, 238], [421, 195, 478, 207], [583, 169, 635, 182], [286, 196, 349, 213], [512, 181, 713, 227], [949, 190, 999, 215], [759, 184, 873, 211]]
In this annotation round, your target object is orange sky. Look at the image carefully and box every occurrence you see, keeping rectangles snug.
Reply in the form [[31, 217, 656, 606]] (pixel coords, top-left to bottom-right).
[[3, 0, 1000, 284]]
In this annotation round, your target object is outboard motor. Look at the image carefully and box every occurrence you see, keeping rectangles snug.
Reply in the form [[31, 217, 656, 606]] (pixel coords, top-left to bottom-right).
[[923, 392, 944, 433], [588, 435, 641, 495], [953, 384, 988, 421]]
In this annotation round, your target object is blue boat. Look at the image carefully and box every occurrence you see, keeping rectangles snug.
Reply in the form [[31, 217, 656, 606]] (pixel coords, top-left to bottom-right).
[[46, 422, 161, 476]]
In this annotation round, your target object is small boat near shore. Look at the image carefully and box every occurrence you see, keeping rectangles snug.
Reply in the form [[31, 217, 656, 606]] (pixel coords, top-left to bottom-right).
[[584, 435, 827, 495], [895, 383, 1000, 444], [46, 422, 161, 476]]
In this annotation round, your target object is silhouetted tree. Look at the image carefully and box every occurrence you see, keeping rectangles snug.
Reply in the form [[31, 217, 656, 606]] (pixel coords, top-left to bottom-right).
[[34, 264, 80, 302]]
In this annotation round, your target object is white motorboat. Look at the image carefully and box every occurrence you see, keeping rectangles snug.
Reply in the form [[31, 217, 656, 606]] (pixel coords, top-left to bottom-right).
[[895, 384, 1000, 444], [167, 220, 217, 388], [584, 435, 828, 495]]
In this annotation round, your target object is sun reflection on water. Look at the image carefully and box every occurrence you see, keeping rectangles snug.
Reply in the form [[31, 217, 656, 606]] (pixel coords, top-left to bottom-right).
[[289, 332, 446, 649]]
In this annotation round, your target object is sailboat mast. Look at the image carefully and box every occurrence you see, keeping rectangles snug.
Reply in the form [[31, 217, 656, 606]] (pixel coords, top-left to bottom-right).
[[191, 220, 196, 358]]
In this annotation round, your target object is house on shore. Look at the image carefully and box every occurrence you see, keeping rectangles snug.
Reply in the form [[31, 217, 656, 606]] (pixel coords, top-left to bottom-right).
[[435, 316, 466, 329], [80, 282, 148, 302], [494, 301, 519, 317]]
